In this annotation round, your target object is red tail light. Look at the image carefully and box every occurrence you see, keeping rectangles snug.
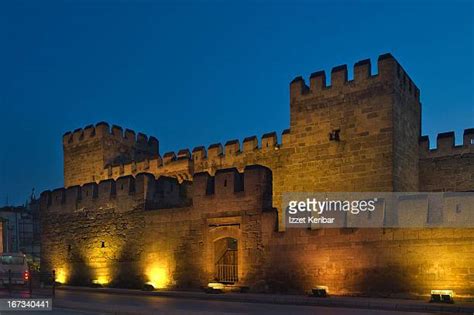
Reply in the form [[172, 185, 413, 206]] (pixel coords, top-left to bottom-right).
[[23, 271, 29, 281]]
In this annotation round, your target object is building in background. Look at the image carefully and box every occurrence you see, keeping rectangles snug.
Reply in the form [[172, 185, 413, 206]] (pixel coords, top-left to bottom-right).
[[0, 218, 3, 253], [0, 196, 40, 268]]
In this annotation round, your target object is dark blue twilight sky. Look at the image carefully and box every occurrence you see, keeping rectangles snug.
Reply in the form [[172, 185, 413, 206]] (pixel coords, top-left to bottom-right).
[[0, 0, 473, 205]]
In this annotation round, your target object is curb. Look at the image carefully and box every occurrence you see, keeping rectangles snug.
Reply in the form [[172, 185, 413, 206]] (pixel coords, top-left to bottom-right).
[[54, 300, 142, 315], [56, 286, 474, 314]]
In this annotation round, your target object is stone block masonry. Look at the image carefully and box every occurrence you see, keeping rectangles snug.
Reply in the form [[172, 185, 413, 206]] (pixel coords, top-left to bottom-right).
[[41, 53, 474, 298], [40, 167, 474, 296], [63, 122, 159, 187], [419, 129, 474, 191]]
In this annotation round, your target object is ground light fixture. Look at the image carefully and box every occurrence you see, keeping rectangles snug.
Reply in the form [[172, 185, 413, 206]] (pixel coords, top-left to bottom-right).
[[430, 290, 454, 303], [91, 276, 109, 286], [205, 282, 225, 293], [143, 282, 155, 291], [311, 285, 329, 297]]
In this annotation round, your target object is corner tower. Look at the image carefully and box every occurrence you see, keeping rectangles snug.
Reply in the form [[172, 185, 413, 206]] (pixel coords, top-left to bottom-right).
[[62, 122, 159, 187], [288, 54, 421, 191]]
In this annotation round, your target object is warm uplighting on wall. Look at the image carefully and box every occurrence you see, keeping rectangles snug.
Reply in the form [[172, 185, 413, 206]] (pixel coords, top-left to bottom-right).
[[92, 275, 110, 285], [86, 237, 116, 286], [145, 264, 169, 289], [55, 268, 68, 284]]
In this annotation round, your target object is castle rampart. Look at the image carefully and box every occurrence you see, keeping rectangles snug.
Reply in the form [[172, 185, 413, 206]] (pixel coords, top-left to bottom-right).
[[419, 129, 474, 191], [42, 165, 273, 214], [289, 54, 419, 104], [63, 123, 159, 151], [40, 165, 474, 296], [41, 172, 191, 213], [64, 55, 474, 225], [41, 53, 474, 297], [63, 122, 159, 187], [419, 128, 474, 158], [289, 53, 421, 192]]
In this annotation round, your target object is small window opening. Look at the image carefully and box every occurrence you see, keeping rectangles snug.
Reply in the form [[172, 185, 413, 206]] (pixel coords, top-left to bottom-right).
[[329, 129, 341, 141]]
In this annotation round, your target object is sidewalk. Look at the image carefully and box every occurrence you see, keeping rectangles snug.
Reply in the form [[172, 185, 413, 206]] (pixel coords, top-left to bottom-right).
[[56, 286, 474, 314]]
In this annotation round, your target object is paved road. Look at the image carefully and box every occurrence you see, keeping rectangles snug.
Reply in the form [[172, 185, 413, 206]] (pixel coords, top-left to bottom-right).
[[1, 308, 105, 315], [0, 288, 435, 314]]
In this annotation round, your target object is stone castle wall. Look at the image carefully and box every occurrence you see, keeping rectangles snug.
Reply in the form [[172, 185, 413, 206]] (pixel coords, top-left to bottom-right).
[[40, 167, 474, 297], [63, 123, 159, 187], [61, 55, 473, 201], [63, 54, 430, 228], [419, 129, 474, 192], [40, 166, 272, 288], [42, 53, 474, 298]]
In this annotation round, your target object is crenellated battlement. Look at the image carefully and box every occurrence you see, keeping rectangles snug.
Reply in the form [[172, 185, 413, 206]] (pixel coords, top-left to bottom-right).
[[290, 53, 420, 103], [56, 53, 472, 212], [99, 129, 289, 184], [104, 153, 192, 182], [40, 172, 191, 212], [190, 129, 291, 163], [100, 129, 290, 178], [63, 122, 160, 187], [63, 122, 159, 152], [41, 164, 272, 213], [419, 128, 474, 158], [192, 165, 273, 211]]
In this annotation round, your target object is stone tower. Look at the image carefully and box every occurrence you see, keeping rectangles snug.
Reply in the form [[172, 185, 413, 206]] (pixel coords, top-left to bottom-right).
[[289, 53, 421, 192], [62, 122, 159, 187]]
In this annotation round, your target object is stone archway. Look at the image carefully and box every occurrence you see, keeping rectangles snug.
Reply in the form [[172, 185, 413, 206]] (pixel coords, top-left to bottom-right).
[[205, 219, 244, 284]]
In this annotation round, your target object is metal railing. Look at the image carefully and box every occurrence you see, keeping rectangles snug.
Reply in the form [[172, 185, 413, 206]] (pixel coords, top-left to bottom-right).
[[215, 249, 238, 283], [215, 264, 238, 283]]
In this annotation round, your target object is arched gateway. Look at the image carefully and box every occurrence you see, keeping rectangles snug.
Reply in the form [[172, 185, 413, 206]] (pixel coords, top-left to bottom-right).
[[214, 237, 238, 283]]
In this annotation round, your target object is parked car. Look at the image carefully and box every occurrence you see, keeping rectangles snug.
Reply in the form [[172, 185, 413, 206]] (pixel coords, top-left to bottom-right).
[[0, 253, 29, 286]]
